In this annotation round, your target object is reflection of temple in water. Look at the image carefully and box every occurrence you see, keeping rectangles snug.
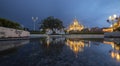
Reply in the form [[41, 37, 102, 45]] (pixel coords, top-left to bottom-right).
[[103, 40, 120, 61], [66, 39, 90, 57]]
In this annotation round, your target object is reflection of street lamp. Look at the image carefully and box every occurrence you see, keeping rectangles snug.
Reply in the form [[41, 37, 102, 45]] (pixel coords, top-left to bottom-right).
[[32, 17, 38, 31], [107, 14, 118, 27]]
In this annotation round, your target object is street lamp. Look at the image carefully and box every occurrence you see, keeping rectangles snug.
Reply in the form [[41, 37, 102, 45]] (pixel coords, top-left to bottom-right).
[[32, 17, 38, 31], [107, 14, 118, 27]]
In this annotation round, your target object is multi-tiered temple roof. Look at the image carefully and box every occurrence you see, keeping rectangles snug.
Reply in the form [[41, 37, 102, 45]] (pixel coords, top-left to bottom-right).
[[67, 19, 84, 32]]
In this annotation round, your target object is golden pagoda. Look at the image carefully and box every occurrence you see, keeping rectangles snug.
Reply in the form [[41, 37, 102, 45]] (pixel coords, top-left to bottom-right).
[[67, 19, 84, 32]]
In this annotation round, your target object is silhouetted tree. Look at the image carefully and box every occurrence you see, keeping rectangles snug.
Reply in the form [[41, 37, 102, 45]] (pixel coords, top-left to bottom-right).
[[39, 16, 64, 34], [0, 18, 21, 29]]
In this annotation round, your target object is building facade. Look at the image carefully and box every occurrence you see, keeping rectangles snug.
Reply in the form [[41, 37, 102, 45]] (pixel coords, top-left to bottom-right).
[[103, 17, 120, 32]]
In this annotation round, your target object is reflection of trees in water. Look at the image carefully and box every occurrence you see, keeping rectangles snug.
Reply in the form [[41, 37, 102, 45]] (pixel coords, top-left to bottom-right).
[[38, 37, 65, 47], [36, 37, 65, 65], [65, 38, 90, 57], [104, 38, 120, 61], [40, 37, 65, 56]]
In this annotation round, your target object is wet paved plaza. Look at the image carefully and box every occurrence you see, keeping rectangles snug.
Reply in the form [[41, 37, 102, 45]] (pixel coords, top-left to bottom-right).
[[0, 37, 120, 66]]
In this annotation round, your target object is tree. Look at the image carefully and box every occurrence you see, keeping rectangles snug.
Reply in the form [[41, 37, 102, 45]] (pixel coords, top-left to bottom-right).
[[39, 16, 64, 34], [0, 18, 21, 29]]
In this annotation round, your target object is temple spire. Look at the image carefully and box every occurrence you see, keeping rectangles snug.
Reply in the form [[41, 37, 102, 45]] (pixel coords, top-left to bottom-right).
[[67, 18, 84, 32]]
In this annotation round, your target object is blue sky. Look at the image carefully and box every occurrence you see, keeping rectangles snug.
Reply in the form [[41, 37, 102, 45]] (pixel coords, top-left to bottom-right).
[[0, 0, 120, 30]]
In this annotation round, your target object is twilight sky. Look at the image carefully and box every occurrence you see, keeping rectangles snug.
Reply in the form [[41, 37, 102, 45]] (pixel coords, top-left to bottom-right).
[[0, 0, 120, 30]]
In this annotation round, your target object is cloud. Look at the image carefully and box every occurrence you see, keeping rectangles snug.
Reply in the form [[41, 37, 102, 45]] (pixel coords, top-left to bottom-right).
[[0, 0, 120, 29]]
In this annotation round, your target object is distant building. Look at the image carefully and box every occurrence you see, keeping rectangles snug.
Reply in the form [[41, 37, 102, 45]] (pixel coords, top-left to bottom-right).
[[67, 18, 84, 33], [90, 27, 103, 32], [103, 17, 120, 32], [46, 29, 65, 34], [103, 27, 113, 32]]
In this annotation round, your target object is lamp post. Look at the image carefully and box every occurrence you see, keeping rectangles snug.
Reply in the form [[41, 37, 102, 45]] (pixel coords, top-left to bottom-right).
[[107, 14, 119, 31], [32, 17, 38, 31], [107, 14, 118, 27]]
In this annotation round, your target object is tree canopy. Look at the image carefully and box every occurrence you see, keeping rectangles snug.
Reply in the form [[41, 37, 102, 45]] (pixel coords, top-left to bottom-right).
[[39, 16, 64, 33], [0, 18, 21, 29]]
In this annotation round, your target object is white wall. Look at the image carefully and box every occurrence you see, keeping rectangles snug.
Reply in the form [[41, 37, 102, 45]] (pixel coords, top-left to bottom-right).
[[0, 27, 30, 38], [46, 29, 65, 34]]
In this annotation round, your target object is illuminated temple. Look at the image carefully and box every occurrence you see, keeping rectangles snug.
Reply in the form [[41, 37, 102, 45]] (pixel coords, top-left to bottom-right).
[[67, 19, 84, 32]]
